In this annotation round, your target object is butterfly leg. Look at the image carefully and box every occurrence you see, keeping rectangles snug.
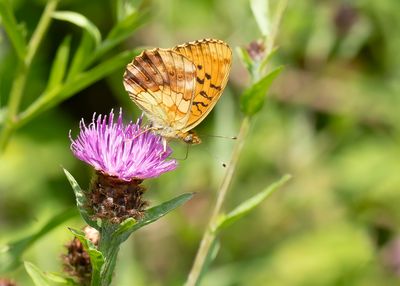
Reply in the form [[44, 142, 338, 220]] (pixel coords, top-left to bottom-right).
[[163, 138, 167, 154]]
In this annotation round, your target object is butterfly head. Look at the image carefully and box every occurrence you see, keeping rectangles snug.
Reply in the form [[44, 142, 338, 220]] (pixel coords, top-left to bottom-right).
[[179, 130, 201, 145]]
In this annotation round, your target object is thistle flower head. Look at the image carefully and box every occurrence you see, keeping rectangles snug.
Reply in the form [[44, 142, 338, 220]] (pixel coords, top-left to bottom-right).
[[70, 109, 177, 181]]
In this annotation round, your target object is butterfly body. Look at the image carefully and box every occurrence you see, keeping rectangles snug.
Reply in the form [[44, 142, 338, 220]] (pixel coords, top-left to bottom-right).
[[123, 39, 232, 145]]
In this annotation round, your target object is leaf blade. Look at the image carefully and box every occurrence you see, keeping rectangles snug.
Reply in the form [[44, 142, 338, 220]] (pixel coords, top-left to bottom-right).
[[63, 168, 98, 229], [0, 0, 26, 60], [24, 261, 51, 286], [216, 174, 291, 231], [115, 193, 194, 242], [45, 36, 71, 91], [52, 11, 101, 46], [240, 66, 283, 116], [69, 227, 105, 272]]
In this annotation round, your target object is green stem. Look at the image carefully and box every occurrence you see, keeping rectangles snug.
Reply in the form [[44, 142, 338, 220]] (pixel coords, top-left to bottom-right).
[[0, 0, 58, 151], [26, 0, 59, 66], [185, 116, 251, 286], [92, 225, 120, 286]]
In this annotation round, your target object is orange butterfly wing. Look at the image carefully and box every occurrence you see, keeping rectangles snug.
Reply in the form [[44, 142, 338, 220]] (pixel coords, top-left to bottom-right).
[[123, 39, 232, 141]]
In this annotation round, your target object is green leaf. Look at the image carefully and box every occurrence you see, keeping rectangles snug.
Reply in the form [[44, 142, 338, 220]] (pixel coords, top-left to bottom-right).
[[45, 36, 71, 92], [52, 11, 101, 46], [113, 218, 137, 238], [25, 262, 78, 286], [250, 0, 271, 37], [0, 107, 6, 125], [0, 209, 77, 274], [45, 272, 79, 285], [66, 32, 94, 80], [236, 46, 253, 74], [216, 174, 291, 231], [240, 66, 283, 116], [24, 261, 51, 286], [115, 193, 194, 242], [69, 227, 105, 272], [91, 11, 147, 62], [63, 168, 98, 229], [258, 46, 278, 74], [0, 0, 26, 60]]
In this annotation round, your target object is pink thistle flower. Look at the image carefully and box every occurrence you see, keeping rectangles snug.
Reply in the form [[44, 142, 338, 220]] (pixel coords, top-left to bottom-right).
[[70, 109, 177, 181]]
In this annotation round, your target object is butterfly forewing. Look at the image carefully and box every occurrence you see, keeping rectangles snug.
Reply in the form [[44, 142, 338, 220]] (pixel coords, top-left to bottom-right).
[[124, 49, 197, 129], [173, 39, 232, 131]]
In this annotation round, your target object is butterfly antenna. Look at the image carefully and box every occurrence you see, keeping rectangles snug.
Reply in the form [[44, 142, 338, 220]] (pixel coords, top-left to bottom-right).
[[198, 134, 237, 140]]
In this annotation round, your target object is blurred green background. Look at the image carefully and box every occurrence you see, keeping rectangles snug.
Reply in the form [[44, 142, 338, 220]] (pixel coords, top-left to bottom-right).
[[1, 0, 400, 285]]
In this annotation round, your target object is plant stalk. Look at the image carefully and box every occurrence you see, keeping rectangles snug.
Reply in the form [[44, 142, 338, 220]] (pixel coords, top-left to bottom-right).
[[91, 225, 120, 286], [0, 0, 58, 151], [185, 116, 250, 286]]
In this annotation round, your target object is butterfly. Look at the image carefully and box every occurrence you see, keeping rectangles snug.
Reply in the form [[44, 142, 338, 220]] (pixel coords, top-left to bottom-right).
[[123, 38, 232, 146]]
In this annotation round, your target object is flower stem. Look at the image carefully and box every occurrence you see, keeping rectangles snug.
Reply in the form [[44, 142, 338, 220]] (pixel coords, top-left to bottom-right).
[[0, 0, 58, 151], [185, 116, 251, 286], [91, 225, 120, 286]]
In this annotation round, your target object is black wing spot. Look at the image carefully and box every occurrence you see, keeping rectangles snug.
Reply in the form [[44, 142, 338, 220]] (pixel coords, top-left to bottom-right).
[[197, 65, 203, 70], [193, 101, 209, 112], [196, 77, 205, 84], [200, 91, 213, 100], [205, 73, 211, 80], [210, 83, 221, 90]]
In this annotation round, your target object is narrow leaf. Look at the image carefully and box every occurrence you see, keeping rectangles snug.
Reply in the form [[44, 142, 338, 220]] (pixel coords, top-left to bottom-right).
[[0, 108, 6, 125], [45, 272, 79, 285], [116, 193, 194, 242], [66, 32, 94, 80], [113, 218, 137, 238], [240, 66, 283, 116], [236, 46, 253, 74], [69, 228, 105, 272], [0, 209, 76, 273], [0, 0, 26, 59], [52, 11, 101, 46], [250, 0, 271, 37], [24, 261, 51, 286], [45, 36, 71, 91], [216, 174, 291, 230], [63, 168, 98, 229]]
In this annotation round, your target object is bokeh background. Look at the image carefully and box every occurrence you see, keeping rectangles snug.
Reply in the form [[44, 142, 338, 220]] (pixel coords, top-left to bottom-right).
[[1, 0, 400, 285]]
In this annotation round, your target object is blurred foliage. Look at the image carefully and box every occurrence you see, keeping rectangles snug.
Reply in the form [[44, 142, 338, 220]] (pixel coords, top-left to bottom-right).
[[1, 0, 400, 285]]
